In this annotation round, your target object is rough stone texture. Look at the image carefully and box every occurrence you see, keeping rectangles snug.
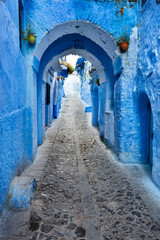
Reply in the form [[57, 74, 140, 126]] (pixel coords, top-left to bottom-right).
[[24, 0, 138, 48], [136, 0, 160, 187], [8, 177, 36, 210], [0, 1, 27, 213], [7, 94, 158, 240], [114, 26, 139, 162], [23, 0, 138, 175], [0, 117, 60, 239], [1, 0, 160, 221]]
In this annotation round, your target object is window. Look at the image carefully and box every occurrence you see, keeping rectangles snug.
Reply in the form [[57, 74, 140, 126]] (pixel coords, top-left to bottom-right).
[[18, 0, 23, 50], [46, 83, 51, 105]]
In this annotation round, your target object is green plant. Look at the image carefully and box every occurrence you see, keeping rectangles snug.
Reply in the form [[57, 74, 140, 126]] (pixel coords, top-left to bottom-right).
[[116, 26, 130, 52], [95, 78, 100, 86], [22, 24, 36, 43], [62, 62, 75, 74], [117, 34, 130, 44]]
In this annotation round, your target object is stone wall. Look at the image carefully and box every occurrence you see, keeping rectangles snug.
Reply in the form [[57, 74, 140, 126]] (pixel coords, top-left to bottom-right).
[[0, 1, 27, 213], [136, 0, 160, 187], [23, 0, 139, 162], [1, 0, 160, 212]]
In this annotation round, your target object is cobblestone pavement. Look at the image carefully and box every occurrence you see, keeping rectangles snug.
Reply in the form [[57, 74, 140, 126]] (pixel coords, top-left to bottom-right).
[[26, 95, 160, 240], [1, 94, 160, 240]]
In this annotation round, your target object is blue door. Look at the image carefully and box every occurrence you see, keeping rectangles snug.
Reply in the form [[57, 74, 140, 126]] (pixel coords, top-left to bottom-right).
[[147, 102, 153, 166]]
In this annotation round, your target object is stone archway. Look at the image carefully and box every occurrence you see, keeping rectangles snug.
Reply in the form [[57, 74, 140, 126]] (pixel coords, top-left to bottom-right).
[[31, 20, 122, 147], [33, 20, 121, 76]]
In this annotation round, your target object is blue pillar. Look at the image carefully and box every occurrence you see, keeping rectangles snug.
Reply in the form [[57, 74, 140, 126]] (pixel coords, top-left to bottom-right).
[[91, 85, 99, 127], [99, 81, 107, 138], [53, 104, 58, 119]]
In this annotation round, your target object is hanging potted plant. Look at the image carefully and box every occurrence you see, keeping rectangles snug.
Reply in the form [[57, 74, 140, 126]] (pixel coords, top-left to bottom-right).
[[63, 62, 75, 75], [22, 24, 37, 44], [117, 26, 130, 53], [120, 7, 124, 16], [95, 78, 100, 86]]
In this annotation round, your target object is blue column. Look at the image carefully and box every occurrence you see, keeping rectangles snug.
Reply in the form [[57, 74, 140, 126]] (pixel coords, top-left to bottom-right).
[[91, 85, 99, 127]]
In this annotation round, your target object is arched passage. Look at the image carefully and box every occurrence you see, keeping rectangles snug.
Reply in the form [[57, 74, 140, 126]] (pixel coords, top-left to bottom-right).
[[137, 92, 153, 165], [32, 20, 121, 147]]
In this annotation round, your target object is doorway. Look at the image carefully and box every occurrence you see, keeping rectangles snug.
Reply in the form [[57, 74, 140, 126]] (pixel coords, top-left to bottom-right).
[[147, 101, 153, 166], [138, 93, 153, 165]]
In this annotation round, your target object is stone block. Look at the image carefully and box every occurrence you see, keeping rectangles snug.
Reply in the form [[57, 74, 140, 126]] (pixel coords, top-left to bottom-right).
[[7, 177, 36, 210]]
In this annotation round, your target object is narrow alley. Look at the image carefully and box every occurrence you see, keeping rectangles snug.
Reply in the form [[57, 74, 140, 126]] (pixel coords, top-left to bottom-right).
[[1, 1, 160, 239], [1, 94, 160, 240]]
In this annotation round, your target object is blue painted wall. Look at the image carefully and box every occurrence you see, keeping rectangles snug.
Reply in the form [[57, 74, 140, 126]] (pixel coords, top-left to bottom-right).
[[1, 0, 160, 212], [114, 27, 139, 162], [23, 0, 138, 44], [35, 33, 114, 145], [135, 0, 160, 187], [22, 0, 139, 162], [0, 1, 27, 213], [80, 61, 92, 106], [45, 75, 54, 127], [21, 0, 139, 158]]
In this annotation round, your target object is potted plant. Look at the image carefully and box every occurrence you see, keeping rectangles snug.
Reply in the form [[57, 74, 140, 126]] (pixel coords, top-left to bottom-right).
[[117, 27, 130, 53], [120, 7, 124, 15], [95, 78, 100, 86], [61, 62, 75, 75], [22, 24, 37, 44]]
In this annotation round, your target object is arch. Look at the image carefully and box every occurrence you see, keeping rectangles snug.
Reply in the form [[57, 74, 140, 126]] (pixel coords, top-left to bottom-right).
[[31, 20, 122, 146], [43, 49, 106, 84], [137, 92, 153, 165], [33, 20, 121, 76]]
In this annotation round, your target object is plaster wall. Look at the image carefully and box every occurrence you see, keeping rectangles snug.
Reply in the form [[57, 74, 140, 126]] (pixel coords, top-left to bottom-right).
[[45, 74, 54, 127], [114, 27, 140, 163], [80, 61, 92, 106], [35, 32, 117, 145], [0, 2, 27, 213], [5, 0, 19, 29], [136, 0, 160, 187], [90, 71, 99, 127], [23, 0, 138, 48], [23, 0, 139, 162]]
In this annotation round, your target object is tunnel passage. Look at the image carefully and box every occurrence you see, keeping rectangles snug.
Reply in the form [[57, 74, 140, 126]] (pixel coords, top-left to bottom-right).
[[32, 20, 121, 147]]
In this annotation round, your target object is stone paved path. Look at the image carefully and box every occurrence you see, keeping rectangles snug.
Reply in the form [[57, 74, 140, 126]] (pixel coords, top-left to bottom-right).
[[26, 95, 160, 240], [1, 94, 160, 240]]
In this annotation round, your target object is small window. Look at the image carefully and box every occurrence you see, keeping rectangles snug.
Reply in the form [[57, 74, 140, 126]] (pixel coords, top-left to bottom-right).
[[46, 83, 51, 105], [18, 0, 22, 50]]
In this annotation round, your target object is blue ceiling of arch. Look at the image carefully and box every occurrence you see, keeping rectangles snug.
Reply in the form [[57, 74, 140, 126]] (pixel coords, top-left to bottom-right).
[[37, 33, 114, 80]]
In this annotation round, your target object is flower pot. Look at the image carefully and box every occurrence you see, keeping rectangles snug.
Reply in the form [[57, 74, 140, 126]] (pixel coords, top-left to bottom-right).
[[95, 78, 100, 86], [120, 8, 124, 15], [28, 35, 36, 44], [120, 42, 129, 52]]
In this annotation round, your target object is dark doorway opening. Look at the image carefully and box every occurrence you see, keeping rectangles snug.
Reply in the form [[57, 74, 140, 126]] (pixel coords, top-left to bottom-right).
[[138, 93, 153, 165]]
